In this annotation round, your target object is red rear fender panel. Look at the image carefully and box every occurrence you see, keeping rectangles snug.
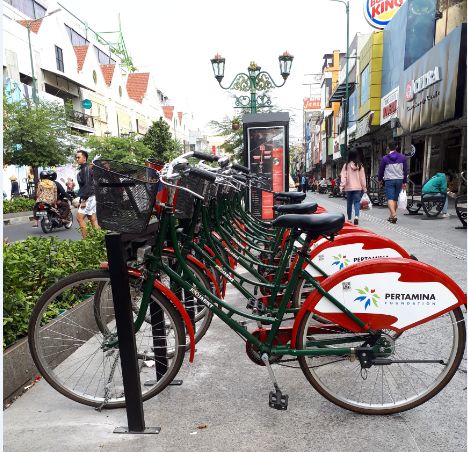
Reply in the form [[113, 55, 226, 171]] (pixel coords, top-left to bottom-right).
[[303, 233, 411, 278], [99, 262, 195, 362], [286, 233, 410, 281], [290, 258, 466, 348]]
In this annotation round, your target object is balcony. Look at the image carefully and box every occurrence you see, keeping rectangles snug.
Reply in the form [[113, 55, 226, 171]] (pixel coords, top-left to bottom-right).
[[67, 110, 95, 133]]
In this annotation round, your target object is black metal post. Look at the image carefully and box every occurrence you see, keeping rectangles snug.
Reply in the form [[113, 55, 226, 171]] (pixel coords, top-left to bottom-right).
[[105, 232, 160, 434]]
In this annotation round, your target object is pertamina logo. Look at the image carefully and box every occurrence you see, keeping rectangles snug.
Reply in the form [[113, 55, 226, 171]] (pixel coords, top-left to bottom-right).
[[364, 0, 406, 29], [331, 253, 350, 269], [354, 286, 380, 310]]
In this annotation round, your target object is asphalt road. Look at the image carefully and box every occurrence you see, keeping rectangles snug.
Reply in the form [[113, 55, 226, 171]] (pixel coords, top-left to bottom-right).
[[4, 220, 82, 242]]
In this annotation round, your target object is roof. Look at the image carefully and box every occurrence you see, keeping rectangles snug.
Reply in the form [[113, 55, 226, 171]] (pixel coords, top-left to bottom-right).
[[100, 64, 115, 86], [126, 73, 150, 103], [73, 45, 89, 72], [162, 106, 174, 121], [17, 19, 42, 33], [178, 112, 183, 124]]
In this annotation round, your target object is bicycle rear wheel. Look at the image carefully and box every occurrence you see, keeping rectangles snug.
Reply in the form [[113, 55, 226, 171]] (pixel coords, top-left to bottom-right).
[[296, 307, 465, 414], [28, 269, 186, 409]]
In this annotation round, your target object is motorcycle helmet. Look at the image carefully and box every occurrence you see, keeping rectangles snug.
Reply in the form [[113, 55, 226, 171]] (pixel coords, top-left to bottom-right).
[[40, 170, 57, 181]]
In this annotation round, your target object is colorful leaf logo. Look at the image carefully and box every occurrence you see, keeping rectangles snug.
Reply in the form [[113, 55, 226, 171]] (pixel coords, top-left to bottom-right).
[[354, 286, 380, 310], [331, 253, 350, 269]]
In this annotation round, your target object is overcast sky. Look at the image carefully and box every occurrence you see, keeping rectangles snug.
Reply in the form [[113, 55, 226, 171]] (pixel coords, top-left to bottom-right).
[[60, 0, 375, 139]]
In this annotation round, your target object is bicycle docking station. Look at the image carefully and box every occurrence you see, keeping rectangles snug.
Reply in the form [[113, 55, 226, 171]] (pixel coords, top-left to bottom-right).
[[105, 232, 160, 435]]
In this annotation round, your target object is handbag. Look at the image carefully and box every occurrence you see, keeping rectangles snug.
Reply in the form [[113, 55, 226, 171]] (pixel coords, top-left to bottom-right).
[[398, 190, 407, 210], [360, 192, 372, 210]]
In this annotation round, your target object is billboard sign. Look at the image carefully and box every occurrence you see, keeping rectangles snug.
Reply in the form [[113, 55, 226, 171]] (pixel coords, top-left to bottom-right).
[[380, 86, 399, 125], [364, 0, 406, 29], [303, 97, 321, 110], [398, 25, 465, 132], [247, 126, 285, 219]]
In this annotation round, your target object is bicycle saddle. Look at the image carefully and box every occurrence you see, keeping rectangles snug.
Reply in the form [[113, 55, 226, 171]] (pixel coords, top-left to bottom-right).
[[274, 192, 306, 202], [272, 213, 345, 236], [273, 202, 318, 214]]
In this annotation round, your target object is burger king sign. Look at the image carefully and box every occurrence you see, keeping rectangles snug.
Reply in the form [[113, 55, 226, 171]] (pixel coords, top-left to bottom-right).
[[364, 0, 406, 29]]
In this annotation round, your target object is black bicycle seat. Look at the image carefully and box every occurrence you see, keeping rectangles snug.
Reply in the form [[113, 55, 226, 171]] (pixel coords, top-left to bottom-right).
[[272, 213, 345, 236], [274, 191, 305, 199], [273, 202, 318, 214]]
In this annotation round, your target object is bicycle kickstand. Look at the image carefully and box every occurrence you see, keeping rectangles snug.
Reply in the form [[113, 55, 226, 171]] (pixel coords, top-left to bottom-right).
[[261, 353, 288, 410]]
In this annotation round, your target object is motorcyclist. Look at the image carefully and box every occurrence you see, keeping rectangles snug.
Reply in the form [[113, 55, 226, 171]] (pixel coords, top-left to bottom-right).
[[33, 170, 57, 228]]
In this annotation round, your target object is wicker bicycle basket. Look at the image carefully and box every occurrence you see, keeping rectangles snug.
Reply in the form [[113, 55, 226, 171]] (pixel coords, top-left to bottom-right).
[[93, 159, 160, 233], [174, 173, 210, 219]]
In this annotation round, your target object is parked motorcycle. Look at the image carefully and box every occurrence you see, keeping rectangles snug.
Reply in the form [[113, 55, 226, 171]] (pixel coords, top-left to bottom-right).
[[35, 197, 74, 233]]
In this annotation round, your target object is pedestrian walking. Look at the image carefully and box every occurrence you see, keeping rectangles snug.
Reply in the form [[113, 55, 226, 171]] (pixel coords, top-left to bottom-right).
[[422, 172, 450, 218], [340, 149, 367, 225], [301, 174, 308, 193], [75, 150, 100, 238], [9, 175, 20, 197], [378, 141, 408, 224]]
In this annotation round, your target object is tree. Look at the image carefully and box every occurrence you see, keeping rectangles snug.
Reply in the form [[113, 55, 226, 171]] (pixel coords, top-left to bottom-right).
[[208, 115, 244, 159], [85, 135, 153, 164], [3, 96, 73, 168], [142, 117, 182, 163]]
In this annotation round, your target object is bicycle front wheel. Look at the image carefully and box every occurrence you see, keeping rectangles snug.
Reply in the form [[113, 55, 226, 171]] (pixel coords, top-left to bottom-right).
[[28, 269, 186, 409], [296, 307, 465, 414]]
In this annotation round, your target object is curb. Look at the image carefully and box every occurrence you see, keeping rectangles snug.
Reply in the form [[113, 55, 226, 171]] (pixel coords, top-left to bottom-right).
[[3, 215, 34, 226]]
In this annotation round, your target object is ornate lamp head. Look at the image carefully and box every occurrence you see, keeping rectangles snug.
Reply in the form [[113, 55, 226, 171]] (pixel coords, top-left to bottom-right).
[[247, 61, 261, 78], [210, 53, 225, 82], [279, 51, 294, 79]]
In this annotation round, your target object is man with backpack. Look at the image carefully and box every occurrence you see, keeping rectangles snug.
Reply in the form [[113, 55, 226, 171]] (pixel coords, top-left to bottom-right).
[[75, 150, 100, 238]]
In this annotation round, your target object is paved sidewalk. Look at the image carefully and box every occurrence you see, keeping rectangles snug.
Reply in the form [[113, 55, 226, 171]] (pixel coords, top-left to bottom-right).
[[3, 210, 35, 226], [3, 198, 467, 451]]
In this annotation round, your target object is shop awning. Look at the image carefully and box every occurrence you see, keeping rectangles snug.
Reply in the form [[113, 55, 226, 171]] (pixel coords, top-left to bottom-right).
[[329, 81, 356, 104]]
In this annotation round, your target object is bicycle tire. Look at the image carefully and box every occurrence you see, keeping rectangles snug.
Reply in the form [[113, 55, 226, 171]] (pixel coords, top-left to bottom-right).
[[28, 269, 186, 409], [296, 307, 465, 414], [94, 254, 214, 345]]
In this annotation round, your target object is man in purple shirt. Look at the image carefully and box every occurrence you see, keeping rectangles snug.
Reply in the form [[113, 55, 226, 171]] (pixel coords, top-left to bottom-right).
[[378, 141, 408, 224]]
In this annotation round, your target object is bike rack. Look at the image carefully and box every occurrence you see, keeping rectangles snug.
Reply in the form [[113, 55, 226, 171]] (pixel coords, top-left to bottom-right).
[[105, 232, 160, 435]]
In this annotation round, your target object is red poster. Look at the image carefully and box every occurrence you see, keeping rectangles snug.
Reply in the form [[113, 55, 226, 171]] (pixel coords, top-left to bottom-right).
[[247, 127, 285, 219]]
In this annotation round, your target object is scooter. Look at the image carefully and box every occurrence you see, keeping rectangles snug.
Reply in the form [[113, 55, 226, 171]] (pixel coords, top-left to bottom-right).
[[35, 196, 74, 233]]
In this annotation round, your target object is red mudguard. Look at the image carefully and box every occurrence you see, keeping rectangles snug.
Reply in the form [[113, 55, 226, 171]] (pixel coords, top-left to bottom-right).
[[99, 262, 195, 363], [291, 258, 466, 348]]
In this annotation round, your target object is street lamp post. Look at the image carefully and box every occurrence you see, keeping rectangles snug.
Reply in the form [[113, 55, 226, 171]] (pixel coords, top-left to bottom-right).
[[210, 52, 294, 113], [25, 8, 61, 105], [329, 0, 349, 154]]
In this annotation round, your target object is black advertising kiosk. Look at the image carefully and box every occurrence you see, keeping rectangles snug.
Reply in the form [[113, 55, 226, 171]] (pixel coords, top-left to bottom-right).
[[242, 112, 290, 219]]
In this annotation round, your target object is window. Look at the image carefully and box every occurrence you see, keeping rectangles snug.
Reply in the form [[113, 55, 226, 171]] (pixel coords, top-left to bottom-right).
[[55, 45, 64, 72], [94, 46, 116, 65], [6, 0, 46, 19], [360, 64, 370, 106], [65, 25, 89, 46]]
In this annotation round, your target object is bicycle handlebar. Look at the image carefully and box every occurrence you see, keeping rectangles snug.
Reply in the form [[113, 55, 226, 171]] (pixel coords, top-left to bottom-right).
[[232, 163, 250, 174], [188, 167, 217, 183], [192, 151, 220, 162]]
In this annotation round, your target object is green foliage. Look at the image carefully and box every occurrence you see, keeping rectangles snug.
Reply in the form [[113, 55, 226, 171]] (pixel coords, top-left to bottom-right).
[[85, 135, 153, 164], [3, 95, 74, 167], [142, 117, 182, 163], [208, 115, 244, 159], [3, 197, 35, 214], [3, 229, 107, 348]]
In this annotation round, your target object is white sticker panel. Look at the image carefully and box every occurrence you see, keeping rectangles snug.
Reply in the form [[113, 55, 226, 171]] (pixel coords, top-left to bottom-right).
[[315, 272, 458, 329], [305, 242, 402, 277]]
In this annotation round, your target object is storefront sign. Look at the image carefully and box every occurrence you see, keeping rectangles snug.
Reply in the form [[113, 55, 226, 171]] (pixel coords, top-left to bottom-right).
[[303, 97, 321, 110], [364, 0, 406, 30], [333, 137, 341, 160], [380, 87, 399, 125], [398, 24, 465, 133], [355, 111, 374, 139]]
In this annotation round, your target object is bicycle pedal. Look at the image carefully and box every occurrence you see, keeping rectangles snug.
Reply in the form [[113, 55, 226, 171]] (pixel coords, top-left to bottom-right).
[[269, 390, 288, 410]]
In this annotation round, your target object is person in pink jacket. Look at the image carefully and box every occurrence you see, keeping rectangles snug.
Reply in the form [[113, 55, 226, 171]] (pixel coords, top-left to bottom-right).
[[340, 149, 367, 225]]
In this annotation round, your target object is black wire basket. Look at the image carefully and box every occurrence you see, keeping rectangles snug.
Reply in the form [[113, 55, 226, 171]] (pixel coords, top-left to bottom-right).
[[93, 159, 160, 233], [174, 173, 208, 219]]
